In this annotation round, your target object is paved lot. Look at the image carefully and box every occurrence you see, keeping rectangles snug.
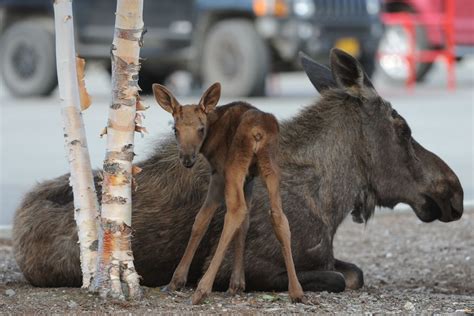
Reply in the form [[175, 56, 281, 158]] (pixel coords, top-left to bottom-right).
[[1, 59, 473, 226]]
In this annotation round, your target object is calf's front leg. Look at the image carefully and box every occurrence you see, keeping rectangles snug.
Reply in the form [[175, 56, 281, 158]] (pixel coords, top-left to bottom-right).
[[192, 164, 249, 304], [166, 174, 224, 291]]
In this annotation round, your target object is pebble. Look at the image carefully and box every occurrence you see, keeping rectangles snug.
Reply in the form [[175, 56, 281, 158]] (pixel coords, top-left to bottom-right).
[[67, 300, 78, 309], [404, 301, 415, 311], [5, 289, 15, 297]]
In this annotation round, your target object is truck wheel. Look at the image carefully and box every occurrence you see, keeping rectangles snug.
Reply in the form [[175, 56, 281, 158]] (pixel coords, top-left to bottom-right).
[[202, 19, 269, 97], [0, 18, 57, 97], [377, 24, 433, 83]]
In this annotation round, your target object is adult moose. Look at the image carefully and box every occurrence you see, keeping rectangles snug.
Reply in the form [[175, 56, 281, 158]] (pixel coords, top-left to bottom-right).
[[13, 49, 463, 294]]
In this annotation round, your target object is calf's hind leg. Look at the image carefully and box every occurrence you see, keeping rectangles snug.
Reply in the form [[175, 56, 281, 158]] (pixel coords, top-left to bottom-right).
[[228, 213, 249, 294], [228, 178, 253, 294], [258, 152, 304, 303]]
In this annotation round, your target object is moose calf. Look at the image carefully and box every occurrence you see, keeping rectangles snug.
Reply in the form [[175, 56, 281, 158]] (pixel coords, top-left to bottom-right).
[[152, 83, 304, 304]]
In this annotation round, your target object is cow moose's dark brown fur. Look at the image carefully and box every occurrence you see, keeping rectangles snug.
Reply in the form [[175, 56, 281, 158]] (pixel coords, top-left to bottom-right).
[[152, 82, 303, 304], [12, 49, 464, 294]]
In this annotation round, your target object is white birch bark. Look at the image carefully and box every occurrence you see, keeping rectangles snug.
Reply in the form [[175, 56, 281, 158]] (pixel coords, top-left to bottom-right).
[[53, 0, 99, 290], [95, 0, 145, 300]]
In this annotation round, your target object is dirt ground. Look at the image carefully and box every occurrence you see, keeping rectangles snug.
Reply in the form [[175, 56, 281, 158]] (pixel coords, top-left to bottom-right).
[[1, 209, 473, 314]]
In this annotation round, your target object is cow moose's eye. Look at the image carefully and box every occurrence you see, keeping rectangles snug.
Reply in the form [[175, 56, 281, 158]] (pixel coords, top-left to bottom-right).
[[173, 126, 179, 136], [400, 123, 412, 138]]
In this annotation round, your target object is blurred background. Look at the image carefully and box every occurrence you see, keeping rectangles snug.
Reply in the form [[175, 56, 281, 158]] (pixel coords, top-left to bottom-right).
[[0, 0, 473, 228]]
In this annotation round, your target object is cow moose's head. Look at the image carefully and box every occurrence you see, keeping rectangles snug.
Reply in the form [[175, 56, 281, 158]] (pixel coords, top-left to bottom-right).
[[301, 49, 463, 223]]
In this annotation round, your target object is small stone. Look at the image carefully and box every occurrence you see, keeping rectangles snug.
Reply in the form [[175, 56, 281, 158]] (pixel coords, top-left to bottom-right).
[[404, 301, 415, 311], [385, 252, 393, 258], [67, 300, 78, 309], [5, 289, 15, 297]]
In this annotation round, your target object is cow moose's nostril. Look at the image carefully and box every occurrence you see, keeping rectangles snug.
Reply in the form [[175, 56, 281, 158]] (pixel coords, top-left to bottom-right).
[[450, 192, 463, 220]]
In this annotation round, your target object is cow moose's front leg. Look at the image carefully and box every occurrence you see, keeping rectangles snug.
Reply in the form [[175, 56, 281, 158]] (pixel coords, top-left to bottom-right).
[[334, 259, 364, 290], [261, 270, 346, 293]]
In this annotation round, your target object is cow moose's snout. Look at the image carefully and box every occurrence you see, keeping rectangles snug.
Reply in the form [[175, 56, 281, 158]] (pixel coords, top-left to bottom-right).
[[414, 141, 464, 223]]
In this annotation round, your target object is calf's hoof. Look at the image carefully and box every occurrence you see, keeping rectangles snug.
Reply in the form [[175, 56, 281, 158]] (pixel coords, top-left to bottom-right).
[[228, 276, 246, 295], [166, 277, 187, 292], [191, 287, 210, 305], [289, 285, 304, 303]]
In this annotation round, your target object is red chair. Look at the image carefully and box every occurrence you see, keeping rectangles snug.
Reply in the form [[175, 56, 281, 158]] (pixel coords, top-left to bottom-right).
[[378, 0, 456, 89]]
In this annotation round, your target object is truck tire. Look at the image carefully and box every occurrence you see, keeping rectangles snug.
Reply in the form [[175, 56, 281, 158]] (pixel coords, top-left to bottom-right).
[[0, 18, 57, 97], [201, 19, 269, 97], [377, 23, 433, 83]]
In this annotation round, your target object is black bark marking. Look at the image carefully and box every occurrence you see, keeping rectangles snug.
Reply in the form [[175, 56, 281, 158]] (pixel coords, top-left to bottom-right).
[[102, 193, 128, 205], [115, 27, 144, 41]]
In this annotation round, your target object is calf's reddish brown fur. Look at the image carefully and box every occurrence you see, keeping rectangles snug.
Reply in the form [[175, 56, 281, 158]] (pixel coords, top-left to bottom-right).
[[152, 83, 304, 304]]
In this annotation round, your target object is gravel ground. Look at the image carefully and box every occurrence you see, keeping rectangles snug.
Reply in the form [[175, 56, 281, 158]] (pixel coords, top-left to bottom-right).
[[0, 209, 473, 314]]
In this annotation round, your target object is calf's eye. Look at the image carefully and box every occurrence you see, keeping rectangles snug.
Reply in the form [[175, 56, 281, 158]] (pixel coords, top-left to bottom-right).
[[198, 127, 205, 136]]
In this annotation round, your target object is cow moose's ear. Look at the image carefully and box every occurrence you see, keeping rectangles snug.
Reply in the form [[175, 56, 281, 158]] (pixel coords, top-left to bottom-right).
[[299, 51, 337, 94], [152, 84, 180, 114], [330, 48, 375, 98], [199, 82, 221, 113]]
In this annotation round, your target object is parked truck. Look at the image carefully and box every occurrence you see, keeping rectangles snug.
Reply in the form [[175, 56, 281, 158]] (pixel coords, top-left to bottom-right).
[[377, 0, 474, 83], [0, 0, 383, 97]]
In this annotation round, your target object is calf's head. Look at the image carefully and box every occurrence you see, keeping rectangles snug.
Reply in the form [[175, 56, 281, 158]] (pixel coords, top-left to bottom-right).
[[301, 49, 463, 222], [153, 83, 221, 168]]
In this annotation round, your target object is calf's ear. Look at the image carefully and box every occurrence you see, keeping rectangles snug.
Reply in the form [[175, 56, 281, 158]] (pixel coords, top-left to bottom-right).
[[152, 84, 180, 114], [299, 51, 336, 94], [199, 82, 221, 113], [330, 48, 375, 98]]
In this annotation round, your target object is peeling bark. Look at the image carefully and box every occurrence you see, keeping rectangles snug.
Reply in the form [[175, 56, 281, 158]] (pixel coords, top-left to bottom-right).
[[53, 0, 99, 290], [95, 0, 146, 300], [76, 57, 92, 110]]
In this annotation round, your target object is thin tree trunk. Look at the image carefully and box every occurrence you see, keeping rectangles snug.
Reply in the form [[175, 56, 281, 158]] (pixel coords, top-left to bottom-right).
[[95, 0, 145, 300], [53, 0, 99, 290]]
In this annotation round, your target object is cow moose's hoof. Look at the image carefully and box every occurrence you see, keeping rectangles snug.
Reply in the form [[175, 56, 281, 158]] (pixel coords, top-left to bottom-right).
[[191, 287, 210, 305]]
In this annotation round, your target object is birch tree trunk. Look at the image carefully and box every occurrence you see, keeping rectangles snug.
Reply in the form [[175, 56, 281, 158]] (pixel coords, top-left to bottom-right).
[[95, 0, 145, 300], [53, 0, 99, 290]]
